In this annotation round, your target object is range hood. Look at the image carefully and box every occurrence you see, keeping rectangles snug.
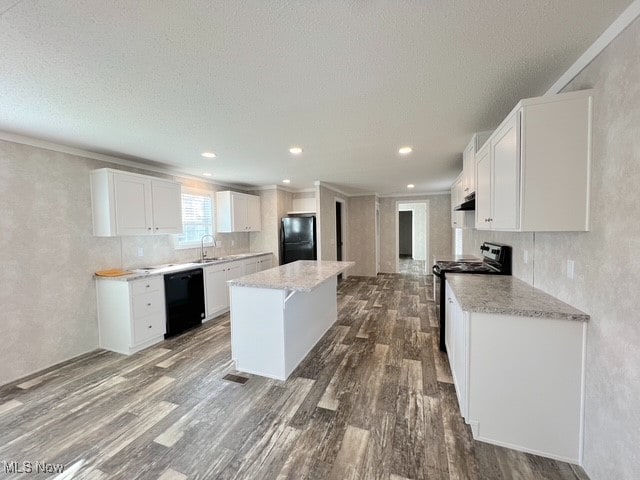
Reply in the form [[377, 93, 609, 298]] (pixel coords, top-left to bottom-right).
[[454, 192, 475, 211]]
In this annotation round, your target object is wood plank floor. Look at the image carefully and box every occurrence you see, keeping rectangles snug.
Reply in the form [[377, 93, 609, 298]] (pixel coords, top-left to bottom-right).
[[0, 273, 587, 480]]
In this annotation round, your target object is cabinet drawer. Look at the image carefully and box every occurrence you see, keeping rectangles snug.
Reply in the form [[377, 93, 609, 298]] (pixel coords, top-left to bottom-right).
[[131, 277, 163, 296], [133, 312, 165, 345], [132, 291, 164, 318]]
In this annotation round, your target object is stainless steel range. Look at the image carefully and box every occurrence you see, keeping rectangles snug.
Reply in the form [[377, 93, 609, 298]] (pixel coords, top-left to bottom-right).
[[432, 242, 512, 351]]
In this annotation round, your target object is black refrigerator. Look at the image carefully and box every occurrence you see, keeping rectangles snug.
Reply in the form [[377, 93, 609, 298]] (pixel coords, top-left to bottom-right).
[[281, 215, 317, 264]]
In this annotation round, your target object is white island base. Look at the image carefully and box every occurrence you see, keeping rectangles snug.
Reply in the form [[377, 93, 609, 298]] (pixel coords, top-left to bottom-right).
[[228, 260, 353, 381], [230, 278, 336, 380]]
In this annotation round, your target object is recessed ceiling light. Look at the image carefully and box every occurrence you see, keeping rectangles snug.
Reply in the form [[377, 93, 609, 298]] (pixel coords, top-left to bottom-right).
[[407, 184, 415, 189], [282, 179, 291, 184], [399, 147, 413, 155], [202, 172, 212, 177], [201, 152, 216, 158], [289, 147, 303, 155]]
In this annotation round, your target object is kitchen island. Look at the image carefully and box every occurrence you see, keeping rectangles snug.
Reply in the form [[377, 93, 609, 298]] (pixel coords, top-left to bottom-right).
[[228, 260, 354, 380]]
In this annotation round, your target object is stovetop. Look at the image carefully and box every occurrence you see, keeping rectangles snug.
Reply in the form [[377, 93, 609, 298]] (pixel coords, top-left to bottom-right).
[[433, 260, 499, 273], [433, 242, 512, 276]]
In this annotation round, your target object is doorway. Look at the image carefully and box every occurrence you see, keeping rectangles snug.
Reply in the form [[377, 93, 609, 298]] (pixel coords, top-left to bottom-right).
[[396, 201, 429, 274], [398, 210, 413, 258], [335, 201, 343, 261]]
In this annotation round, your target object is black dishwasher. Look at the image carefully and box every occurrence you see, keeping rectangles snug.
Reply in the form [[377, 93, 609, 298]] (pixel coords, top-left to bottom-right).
[[164, 268, 205, 337]]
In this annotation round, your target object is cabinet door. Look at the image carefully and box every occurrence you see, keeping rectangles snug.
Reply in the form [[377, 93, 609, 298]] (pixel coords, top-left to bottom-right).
[[205, 265, 228, 317], [225, 262, 244, 304], [244, 260, 258, 274], [491, 113, 520, 230], [246, 195, 261, 231], [151, 180, 183, 234], [451, 296, 468, 418], [232, 193, 248, 232], [475, 145, 491, 230], [463, 140, 475, 195], [113, 174, 152, 235], [260, 256, 273, 270]]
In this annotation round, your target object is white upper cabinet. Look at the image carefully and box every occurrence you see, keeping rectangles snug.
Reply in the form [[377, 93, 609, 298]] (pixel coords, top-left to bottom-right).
[[150, 180, 183, 234], [216, 191, 261, 232], [475, 90, 592, 232], [462, 140, 475, 196], [461, 131, 493, 197], [91, 168, 182, 236], [246, 195, 262, 231], [475, 144, 492, 230]]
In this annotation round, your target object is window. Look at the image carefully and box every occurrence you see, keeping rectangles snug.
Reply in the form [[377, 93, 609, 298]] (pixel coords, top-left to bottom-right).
[[174, 188, 214, 249]]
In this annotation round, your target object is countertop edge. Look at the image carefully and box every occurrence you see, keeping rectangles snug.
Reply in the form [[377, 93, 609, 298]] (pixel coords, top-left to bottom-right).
[[446, 274, 590, 322], [95, 252, 273, 282], [228, 261, 355, 292]]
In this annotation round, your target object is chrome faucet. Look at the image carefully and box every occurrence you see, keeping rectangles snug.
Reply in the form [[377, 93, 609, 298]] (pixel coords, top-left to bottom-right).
[[201, 234, 216, 262]]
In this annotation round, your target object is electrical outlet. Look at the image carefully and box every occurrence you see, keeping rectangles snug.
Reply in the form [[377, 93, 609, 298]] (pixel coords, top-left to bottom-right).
[[523, 250, 529, 264], [566, 260, 575, 280], [137, 247, 144, 257]]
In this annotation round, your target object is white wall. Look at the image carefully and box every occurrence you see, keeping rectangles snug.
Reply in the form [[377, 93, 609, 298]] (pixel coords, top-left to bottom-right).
[[463, 17, 640, 479], [347, 195, 377, 276]]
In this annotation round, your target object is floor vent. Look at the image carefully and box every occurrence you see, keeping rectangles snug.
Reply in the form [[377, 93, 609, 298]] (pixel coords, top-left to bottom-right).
[[223, 374, 249, 385]]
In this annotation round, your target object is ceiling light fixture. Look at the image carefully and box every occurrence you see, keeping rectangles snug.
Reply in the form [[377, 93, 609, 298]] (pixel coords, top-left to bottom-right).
[[399, 147, 413, 155], [201, 152, 216, 158], [289, 147, 303, 155], [282, 179, 291, 184], [407, 184, 415, 189], [202, 172, 212, 177]]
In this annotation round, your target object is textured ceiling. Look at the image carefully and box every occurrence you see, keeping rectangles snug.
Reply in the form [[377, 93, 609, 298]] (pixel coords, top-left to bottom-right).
[[0, 0, 632, 194]]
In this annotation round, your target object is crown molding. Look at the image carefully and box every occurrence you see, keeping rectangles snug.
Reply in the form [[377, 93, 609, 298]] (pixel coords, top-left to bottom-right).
[[0, 130, 248, 190], [377, 191, 450, 198], [546, 0, 640, 94], [245, 184, 316, 194]]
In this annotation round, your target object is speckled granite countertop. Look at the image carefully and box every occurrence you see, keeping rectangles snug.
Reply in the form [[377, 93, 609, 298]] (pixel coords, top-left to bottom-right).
[[228, 260, 355, 292], [95, 252, 272, 282], [446, 274, 589, 321]]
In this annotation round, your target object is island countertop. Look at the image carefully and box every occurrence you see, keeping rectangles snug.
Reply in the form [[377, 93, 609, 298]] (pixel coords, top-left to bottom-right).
[[446, 274, 590, 321], [228, 260, 355, 292]]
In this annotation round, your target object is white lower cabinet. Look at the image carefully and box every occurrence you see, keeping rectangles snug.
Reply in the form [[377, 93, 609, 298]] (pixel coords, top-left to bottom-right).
[[445, 283, 469, 418], [204, 264, 228, 319], [243, 258, 259, 275], [96, 276, 166, 355], [203, 255, 273, 321], [445, 281, 586, 463], [257, 255, 273, 270]]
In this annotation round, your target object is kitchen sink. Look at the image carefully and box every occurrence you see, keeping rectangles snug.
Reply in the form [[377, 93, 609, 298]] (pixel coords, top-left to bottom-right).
[[193, 257, 225, 263]]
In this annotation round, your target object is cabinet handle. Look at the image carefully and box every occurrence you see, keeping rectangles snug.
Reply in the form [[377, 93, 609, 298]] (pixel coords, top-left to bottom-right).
[[148, 325, 152, 329], [155, 227, 159, 230], [148, 227, 152, 231], [146, 284, 150, 288], [147, 303, 151, 306]]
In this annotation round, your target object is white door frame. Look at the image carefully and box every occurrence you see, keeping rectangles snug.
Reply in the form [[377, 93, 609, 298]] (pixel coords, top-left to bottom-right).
[[396, 200, 430, 273], [375, 200, 380, 274]]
